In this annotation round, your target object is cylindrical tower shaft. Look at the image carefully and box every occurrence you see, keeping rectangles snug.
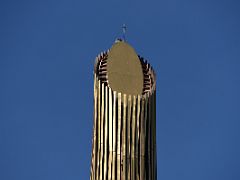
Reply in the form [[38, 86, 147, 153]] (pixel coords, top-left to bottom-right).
[[90, 41, 156, 180]]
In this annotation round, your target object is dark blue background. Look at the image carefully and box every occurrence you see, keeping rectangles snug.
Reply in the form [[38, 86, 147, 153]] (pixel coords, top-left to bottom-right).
[[1, 0, 240, 179]]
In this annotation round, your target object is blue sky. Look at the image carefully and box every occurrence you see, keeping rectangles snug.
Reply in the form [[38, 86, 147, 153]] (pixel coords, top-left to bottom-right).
[[0, 0, 240, 180]]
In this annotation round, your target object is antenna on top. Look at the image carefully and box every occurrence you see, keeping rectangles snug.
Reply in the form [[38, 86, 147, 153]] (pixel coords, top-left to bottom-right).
[[122, 24, 127, 41]]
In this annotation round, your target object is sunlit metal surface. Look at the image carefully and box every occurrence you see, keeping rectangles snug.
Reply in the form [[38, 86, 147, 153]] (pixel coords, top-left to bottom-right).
[[90, 41, 156, 180]]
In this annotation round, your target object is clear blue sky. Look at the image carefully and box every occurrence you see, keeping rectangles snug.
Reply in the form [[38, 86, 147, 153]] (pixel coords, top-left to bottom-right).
[[1, 0, 240, 180]]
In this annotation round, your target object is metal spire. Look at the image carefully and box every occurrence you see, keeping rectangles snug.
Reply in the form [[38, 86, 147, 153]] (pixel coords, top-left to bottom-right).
[[122, 24, 127, 41]]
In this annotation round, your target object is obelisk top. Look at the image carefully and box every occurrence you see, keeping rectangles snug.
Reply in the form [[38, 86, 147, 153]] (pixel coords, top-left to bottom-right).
[[106, 41, 144, 95]]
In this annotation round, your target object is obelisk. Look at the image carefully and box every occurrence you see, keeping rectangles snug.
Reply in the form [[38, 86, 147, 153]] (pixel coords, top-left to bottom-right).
[[90, 40, 156, 180]]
